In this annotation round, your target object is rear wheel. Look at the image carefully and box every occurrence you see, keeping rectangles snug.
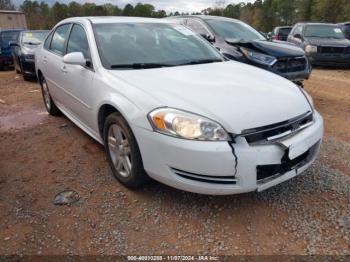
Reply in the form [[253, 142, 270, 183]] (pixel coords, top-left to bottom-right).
[[40, 75, 61, 116], [104, 112, 148, 188]]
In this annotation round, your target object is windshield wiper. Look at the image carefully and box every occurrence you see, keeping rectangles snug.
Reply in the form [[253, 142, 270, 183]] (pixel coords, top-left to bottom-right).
[[178, 59, 223, 66], [110, 63, 175, 69]]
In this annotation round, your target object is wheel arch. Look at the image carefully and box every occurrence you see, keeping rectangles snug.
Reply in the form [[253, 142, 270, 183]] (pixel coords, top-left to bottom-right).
[[37, 69, 43, 83], [97, 103, 125, 140]]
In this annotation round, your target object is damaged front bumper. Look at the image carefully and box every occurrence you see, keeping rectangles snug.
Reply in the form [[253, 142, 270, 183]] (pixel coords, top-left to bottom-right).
[[132, 111, 323, 195]]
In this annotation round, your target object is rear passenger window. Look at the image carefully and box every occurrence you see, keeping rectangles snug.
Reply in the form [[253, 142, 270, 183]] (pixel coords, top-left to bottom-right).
[[67, 24, 91, 60], [50, 24, 70, 55]]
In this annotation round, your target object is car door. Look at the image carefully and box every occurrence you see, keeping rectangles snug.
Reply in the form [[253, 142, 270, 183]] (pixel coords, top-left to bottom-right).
[[288, 25, 303, 48], [41, 23, 71, 105], [11, 32, 21, 71], [61, 23, 95, 128]]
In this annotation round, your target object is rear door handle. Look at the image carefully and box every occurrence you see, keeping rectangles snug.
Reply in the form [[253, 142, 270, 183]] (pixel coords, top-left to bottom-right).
[[42, 56, 47, 63]]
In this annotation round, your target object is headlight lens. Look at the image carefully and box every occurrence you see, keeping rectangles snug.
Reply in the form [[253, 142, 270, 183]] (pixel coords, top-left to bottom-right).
[[23, 54, 35, 61], [301, 88, 314, 108], [148, 108, 230, 141], [305, 45, 317, 53], [241, 48, 277, 66]]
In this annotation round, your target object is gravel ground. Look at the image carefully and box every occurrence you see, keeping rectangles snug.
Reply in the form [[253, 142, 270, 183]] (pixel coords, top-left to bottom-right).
[[0, 69, 350, 256]]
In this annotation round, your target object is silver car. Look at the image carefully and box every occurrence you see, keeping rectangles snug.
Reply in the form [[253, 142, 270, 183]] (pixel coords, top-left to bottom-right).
[[36, 17, 323, 195]]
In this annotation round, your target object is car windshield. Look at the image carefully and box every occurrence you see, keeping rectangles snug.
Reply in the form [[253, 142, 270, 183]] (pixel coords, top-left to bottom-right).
[[21, 31, 48, 45], [304, 25, 345, 39], [93, 22, 223, 69], [205, 19, 266, 42], [0, 31, 19, 45]]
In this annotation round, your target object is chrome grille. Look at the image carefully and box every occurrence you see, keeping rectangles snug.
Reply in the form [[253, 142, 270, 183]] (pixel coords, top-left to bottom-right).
[[236, 112, 314, 145], [273, 57, 307, 73], [318, 46, 347, 54]]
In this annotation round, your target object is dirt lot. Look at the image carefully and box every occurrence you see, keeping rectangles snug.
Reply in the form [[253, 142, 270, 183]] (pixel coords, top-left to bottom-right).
[[0, 69, 349, 256]]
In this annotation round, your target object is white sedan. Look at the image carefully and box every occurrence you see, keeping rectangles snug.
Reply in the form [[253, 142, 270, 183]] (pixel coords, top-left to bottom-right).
[[35, 17, 323, 195]]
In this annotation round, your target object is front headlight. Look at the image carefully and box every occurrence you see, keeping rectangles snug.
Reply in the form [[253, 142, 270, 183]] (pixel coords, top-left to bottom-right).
[[148, 108, 230, 141], [305, 45, 317, 53], [240, 48, 277, 66], [23, 54, 35, 61], [301, 88, 314, 109]]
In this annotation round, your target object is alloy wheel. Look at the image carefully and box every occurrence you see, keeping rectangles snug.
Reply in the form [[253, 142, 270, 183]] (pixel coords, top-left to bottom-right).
[[42, 79, 51, 110], [107, 124, 132, 177]]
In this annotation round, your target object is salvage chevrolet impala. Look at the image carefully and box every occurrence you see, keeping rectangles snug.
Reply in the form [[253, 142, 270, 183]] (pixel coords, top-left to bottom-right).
[[36, 17, 323, 195]]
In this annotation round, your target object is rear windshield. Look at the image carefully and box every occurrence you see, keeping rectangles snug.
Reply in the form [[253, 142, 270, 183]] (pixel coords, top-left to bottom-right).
[[0, 31, 19, 45], [305, 25, 345, 39], [278, 28, 292, 36]]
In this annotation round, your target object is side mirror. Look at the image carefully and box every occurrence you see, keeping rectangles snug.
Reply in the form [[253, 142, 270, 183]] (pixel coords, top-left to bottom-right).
[[294, 33, 302, 39], [63, 52, 86, 67], [9, 41, 19, 47], [200, 33, 215, 42]]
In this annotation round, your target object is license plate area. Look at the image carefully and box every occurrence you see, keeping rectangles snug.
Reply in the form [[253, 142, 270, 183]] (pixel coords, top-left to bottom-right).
[[257, 141, 320, 184]]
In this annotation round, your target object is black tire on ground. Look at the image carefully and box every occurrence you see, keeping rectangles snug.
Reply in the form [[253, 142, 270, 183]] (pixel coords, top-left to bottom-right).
[[103, 112, 149, 188], [16, 59, 21, 74], [39, 75, 61, 116], [23, 74, 31, 81]]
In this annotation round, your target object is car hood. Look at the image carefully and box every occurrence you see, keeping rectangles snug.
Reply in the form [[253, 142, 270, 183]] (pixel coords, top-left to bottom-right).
[[22, 44, 40, 54], [305, 37, 350, 46], [108, 61, 311, 134], [226, 39, 305, 58]]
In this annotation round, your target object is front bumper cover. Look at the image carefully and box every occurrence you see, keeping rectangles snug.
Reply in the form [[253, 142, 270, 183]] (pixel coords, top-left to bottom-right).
[[133, 112, 323, 195]]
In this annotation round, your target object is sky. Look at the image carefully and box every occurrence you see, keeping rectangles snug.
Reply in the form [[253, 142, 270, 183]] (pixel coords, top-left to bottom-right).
[[14, 0, 254, 13]]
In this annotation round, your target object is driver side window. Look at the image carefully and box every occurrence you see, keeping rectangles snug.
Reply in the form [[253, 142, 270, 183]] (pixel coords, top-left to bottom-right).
[[67, 24, 91, 63], [293, 25, 302, 37]]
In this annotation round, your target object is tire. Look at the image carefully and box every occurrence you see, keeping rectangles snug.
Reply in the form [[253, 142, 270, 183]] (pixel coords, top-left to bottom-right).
[[15, 59, 21, 74], [39, 75, 61, 116], [103, 112, 148, 188], [23, 74, 31, 81]]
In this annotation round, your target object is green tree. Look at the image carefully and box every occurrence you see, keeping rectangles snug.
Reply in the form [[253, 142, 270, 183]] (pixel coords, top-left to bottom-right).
[[122, 4, 134, 16], [0, 0, 15, 10]]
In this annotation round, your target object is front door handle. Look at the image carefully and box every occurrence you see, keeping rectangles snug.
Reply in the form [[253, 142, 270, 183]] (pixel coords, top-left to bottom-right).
[[61, 65, 68, 74], [42, 56, 48, 63]]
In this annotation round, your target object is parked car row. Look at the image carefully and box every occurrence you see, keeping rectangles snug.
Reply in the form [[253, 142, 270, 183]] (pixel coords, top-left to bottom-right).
[[34, 17, 323, 195], [0, 28, 48, 78], [0, 29, 22, 69], [270, 22, 350, 67], [168, 16, 311, 86]]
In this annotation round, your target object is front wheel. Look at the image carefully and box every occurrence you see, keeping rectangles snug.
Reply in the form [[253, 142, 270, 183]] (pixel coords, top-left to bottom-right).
[[40, 75, 61, 116], [104, 112, 148, 188]]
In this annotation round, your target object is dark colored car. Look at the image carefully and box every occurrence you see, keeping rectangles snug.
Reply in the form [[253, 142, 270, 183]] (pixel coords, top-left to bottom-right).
[[271, 26, 293, 41], [339, 22, 350, 40], [168, 16, 311, 85], [288, 23, 350, 67], [11, 30, 49, 80], [0, 29, 23, 70]]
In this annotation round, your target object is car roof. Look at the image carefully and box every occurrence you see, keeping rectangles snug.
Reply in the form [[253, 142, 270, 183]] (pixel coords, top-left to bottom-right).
[[58, 16, 170, 25], [275, 26, 293, 29], [298, 22, 340, 26], [22, 30, 49, 33], [0, 29, 23, 32], [169, 15, 243, 23]]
